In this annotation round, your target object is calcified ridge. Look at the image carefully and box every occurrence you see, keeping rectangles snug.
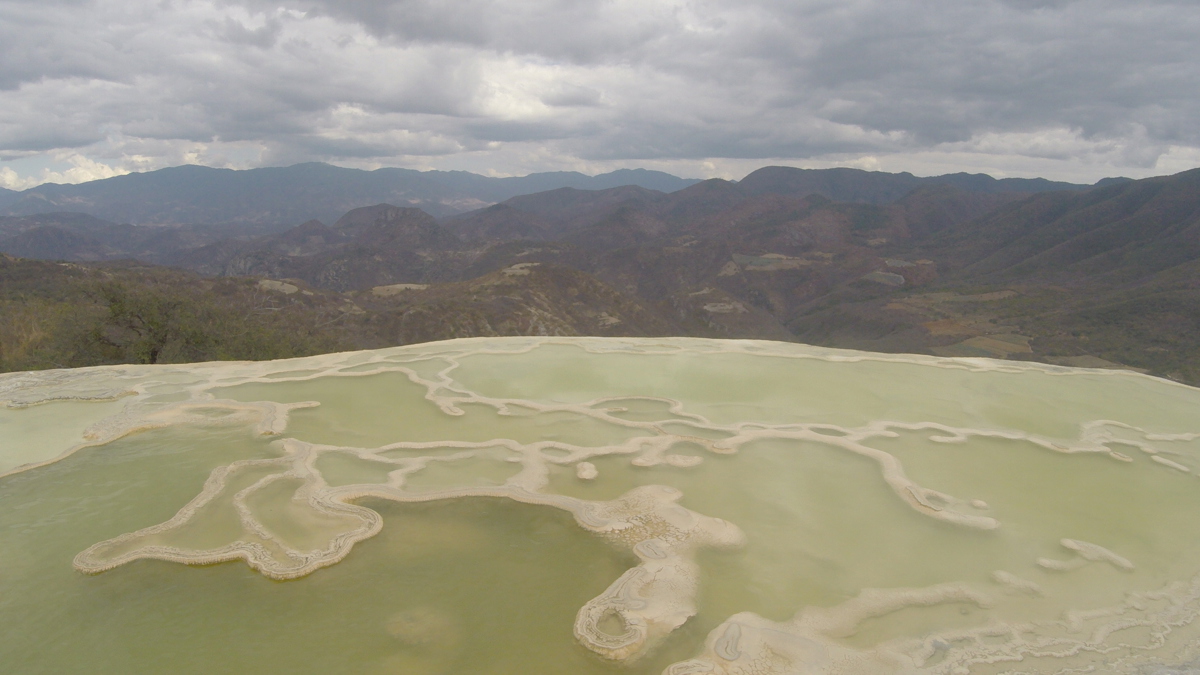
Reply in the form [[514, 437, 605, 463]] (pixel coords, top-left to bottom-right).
[[4, 336, 1200, 673]]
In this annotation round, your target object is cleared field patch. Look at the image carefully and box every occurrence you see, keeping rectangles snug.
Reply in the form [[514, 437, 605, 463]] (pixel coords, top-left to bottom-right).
[[932, 334, 1032, 358]]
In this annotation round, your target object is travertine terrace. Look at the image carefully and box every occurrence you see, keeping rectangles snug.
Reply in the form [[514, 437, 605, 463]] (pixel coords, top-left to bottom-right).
[[3, 337, 1200, 674]]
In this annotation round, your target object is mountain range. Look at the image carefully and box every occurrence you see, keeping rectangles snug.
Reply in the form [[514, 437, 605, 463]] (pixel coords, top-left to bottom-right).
[[2, 163, 1194, 384], [0, 163, 701, 226], [0, 162, 1108, 229]]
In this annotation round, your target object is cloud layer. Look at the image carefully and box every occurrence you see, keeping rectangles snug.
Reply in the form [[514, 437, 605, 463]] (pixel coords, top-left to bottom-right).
[[2, 0, 1198, 187]]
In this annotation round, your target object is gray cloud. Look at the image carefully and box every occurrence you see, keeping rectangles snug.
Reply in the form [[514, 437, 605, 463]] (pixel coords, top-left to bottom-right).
[[0, 0, 1198, 186], [213, 14, 284, 49]]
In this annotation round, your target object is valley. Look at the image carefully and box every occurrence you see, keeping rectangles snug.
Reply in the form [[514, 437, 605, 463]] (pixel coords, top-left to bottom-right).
[[3, 164, 1196, 385]]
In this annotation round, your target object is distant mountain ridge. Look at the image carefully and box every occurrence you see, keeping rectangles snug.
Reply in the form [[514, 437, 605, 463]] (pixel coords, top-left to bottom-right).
[[0, 162, 1109, 230], [4, 165, 1200, 384], [921, 167, 1200, 284], [735, 166, 1091, 203], [0, 163, 702, 226], [0, 212, 254, 263]]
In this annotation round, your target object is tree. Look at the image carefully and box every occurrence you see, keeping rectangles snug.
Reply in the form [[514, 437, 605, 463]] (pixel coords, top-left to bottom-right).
[[88, 282, 212, 364]]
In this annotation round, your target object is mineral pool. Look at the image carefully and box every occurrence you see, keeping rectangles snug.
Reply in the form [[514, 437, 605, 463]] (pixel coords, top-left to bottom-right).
[[2, 337, 1200, 674]]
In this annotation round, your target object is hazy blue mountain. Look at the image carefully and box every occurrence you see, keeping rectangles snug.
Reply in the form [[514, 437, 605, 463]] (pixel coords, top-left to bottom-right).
[[0, 163, 702, 227], [924, 167, 1200, 283], [498, 168, 699, 194], [0, 212, 256, 262], [1094, 177, 1136, 188], [0, 213, 139, 261], [1, 163, 1102, 232], [0, 212, 121, 238], [446, 169, 1047, 244], [0, 187, 17, 210], [736, 166, 1090, 204], [177, 204, 466, 290]]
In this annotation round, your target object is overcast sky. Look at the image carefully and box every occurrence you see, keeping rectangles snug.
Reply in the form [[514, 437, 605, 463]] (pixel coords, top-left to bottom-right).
[[1, 0, 1198, 189]]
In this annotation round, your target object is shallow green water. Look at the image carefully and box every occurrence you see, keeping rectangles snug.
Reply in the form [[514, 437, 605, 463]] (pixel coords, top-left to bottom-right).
[[3, 337, 1200, 674], [0, 442, 634, 673]]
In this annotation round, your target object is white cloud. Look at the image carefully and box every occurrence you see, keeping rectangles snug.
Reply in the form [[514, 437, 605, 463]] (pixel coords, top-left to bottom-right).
[[0, 153, 126, 189], [0, 167, 25, 190]]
